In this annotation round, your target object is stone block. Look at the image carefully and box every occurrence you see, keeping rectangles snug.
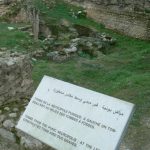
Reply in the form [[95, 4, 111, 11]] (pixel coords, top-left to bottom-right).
[[0, 51, 33, 106]]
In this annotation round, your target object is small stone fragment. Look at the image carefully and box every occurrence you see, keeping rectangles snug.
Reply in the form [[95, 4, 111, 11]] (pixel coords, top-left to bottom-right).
[[9, 113, 17, 118], [0, 52, 33, 106], [4, 107, 10, 111], [64, 46, 77, 54], [3, 120, 15, 130], [13, 108, 19, 112], [8, 27, 15, 31], [0, 115, 5, 123], [19, 133, 43, 149], [0, 128, 16, 142]]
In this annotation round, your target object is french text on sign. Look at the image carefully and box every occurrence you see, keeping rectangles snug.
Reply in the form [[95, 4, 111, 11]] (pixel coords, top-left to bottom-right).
[[16, 75, 135, 150]]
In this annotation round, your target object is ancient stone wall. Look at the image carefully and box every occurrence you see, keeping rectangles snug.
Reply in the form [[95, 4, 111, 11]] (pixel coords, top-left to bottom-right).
[[0, 0, 17, 5], [87, 6, 150, 39], [68, 0, 150, 12], [66, 0, 150, 40], [0, 51, 33, 106]]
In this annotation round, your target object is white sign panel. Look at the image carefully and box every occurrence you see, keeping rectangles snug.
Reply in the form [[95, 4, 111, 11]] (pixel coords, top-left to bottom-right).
[[17, 75, 135, 150]]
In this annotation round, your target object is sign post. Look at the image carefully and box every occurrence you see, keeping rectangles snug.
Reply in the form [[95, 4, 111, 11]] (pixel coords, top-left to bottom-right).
[[17, 75, 135, 150]]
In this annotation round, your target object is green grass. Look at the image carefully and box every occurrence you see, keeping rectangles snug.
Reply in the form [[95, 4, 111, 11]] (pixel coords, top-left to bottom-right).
[[32, 0, 150, 126], [32, 54, 150, 126], [0, 23, 29, 50], [0, 22, 42, 52], [0, 0, 150, 127]]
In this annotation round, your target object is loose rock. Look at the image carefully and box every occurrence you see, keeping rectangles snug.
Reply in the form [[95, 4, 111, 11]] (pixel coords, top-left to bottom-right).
[[9, 113, 17, 118], [3, 120, 15, 130], [13, 108, 19, 112], [0, 128, 16, 142], [0, 115, 5, 123], [20, 136, 43, 149], [0, 52, 33, 106], [64, 46, 77, 55], [4, 107, 10, 111]]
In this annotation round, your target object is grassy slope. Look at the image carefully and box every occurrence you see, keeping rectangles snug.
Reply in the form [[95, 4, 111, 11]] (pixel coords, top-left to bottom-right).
[[0, 23, 29, 50], [0, 0, 150, 128], [32, 0, 150, 126], [0, 22, 42, 52]]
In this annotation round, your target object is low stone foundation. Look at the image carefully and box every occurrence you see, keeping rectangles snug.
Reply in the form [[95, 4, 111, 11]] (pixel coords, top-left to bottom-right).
[[0, 51, 33, 106], [66, 0, 150, 40], [86, 6, 150, 40]]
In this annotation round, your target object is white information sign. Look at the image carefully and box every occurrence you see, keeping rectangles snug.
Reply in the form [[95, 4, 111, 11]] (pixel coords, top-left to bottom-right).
[[17, 75, 135, 150]]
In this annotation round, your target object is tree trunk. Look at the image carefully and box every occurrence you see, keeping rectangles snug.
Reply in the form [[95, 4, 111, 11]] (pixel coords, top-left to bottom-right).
[[32, 8, 39, 40]]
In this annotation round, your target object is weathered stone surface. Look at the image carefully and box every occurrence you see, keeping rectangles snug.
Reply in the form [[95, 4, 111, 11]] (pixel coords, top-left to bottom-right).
[[4, 107, 10, 111], [64, 45, 77, 54], [0, 137, 20, 150], [66, 0, 150, 12], [0, 98, 55, 150], [0, 115, 5, 123], [0, 51, 33, 106], [66, 0, 150, 40], [13, 108, 19, 112], [9, 113, 17, 118], [17, 130, 55, 150], [120, 142, 131, 150], [0, 128, 16, 142], [20, 135, 43, 149], [3, 119, 15, 130], [44, 25, 116, 61], [87, 8, 150, 40], [32, 49, 45, 58]]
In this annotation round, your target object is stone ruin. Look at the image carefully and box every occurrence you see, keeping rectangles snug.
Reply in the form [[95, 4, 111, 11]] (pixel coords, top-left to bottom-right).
[[67, 0, 150, 12], [66, 0, 150, 40], [0, 0, 16, 5], [0, 51, 54, 150], [0, 50, 58, 150], [0, 48, 58, 150], [0, 51, 33, 106], [0, 52, 57, 149]]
